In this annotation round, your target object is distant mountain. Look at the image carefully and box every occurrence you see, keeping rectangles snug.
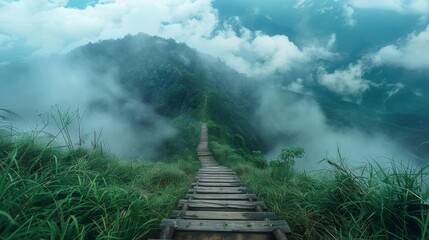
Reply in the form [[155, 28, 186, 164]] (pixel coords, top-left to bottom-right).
[[68, 34, 265, 155], [68, 33, 429, 159]]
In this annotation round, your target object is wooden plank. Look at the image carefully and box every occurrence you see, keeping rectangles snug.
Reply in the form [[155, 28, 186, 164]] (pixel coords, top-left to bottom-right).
[[198, 172, 235, 175], [196, 176, 238, 179], [199, 168, 233, 171], [178, 200, 267, 210], [192, 182, 241, 187], [197, 174, 236, 177], [204, 166, 230, 169], [171, 211, 278, 220], [173, 232, 274, 240], [190, 186, 246, 191], [196, 179, 241, 183], [196, 179, 240, 182], [160, 219, 291, 233], [185, 193, 256, 200], [188, 187, 246, 194], [198, 174, 236, 177], [199, 167, 231, 170]]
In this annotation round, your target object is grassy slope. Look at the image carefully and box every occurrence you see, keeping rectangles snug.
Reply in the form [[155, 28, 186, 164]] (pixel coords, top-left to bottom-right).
[[210, 140, 429, 240], [0, 132, 199, 239]]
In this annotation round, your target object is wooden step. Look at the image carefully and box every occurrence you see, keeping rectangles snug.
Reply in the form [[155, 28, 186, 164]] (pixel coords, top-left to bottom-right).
[[195, 179, 241, 183], [197, 174, 237, 178], [185, 193, 256, 200], [198, 169, 235, 175], [189, 187, 247, 194], [196, 176, 238, 179], [178, 200, 267, 210], [160, 219, 291, 233], [192, 182, 241, 187], [199, 168, 233, 171], [173, 232, 274, 240], [171, 210, 278, 220]]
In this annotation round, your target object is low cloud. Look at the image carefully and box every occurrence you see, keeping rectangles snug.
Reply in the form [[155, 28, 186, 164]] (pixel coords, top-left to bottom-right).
[[343, 4, 356, 26], [317, 62, 370, 97], [254, 86, 411, 169], [386, 83, 405, 99], [371, 25, 429, 70], [1, 57, 176, 158]]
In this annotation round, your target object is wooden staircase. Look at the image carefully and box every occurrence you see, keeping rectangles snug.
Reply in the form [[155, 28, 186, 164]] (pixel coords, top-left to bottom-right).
[[157, 123, 291, 240]]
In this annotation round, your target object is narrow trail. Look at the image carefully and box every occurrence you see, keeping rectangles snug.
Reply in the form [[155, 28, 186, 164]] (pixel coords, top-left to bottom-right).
[[156, 123, 291, 240]]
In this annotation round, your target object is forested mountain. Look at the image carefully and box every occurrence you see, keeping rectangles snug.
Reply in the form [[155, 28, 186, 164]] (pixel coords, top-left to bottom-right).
[[66, 33, 429, 159], [67, 33, 265, 156]]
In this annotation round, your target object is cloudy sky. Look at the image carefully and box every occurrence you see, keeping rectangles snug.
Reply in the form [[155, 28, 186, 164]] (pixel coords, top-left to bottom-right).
[[1, 0, 428, 87], [1, 0, 428, 162]]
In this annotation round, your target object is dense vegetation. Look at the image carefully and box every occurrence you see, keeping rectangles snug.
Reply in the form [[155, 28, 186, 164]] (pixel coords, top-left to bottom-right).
[[0, 113, 199, 239], [69, 34, 264, 156], [210, 138, 429, 240]]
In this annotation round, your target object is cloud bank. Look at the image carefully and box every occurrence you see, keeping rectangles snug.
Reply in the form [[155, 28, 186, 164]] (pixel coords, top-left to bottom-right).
[[255, 86, 411, 169], [371, 25, 429, 70], [1, 58, 176, 158], [0, 0, 335, 76]]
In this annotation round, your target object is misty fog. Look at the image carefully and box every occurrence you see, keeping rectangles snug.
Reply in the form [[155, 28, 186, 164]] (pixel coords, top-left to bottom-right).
[[0, 56, 176, 159], [254, 85, 415, 169]]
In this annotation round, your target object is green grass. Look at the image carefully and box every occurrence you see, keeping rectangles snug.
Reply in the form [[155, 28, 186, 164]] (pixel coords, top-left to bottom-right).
[[0, 132, 199, 239], [210, 140, 429, 240]]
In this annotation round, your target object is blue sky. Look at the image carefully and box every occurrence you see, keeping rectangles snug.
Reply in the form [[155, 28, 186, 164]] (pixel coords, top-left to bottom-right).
[[66, 0, 98, 9]]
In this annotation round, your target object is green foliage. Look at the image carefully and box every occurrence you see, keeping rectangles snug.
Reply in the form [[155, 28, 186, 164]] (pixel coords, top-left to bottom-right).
[[209, 141, 267, 170], [270, 146, 305, 181], [232, 134, 245, 149], [278, 146, 304, 166], [0, 131, 198, 239], [227, 152, 429, 240]]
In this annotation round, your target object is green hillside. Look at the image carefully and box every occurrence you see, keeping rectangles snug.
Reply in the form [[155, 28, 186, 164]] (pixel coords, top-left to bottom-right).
[[69, 33, 265, 156]]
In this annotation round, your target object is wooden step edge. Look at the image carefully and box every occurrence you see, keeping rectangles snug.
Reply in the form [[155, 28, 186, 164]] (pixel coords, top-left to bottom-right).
[[170, 210, 279, 220], [160, 219, 291, 233], [185, 193, 256, 200]]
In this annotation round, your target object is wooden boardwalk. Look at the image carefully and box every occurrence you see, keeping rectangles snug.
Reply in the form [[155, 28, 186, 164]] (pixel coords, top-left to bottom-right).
[[157, 123, 291, 240]]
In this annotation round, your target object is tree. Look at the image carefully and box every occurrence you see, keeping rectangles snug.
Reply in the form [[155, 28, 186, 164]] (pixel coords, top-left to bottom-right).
[[278, 146, 305, 168], [270, 146, 305, 180]]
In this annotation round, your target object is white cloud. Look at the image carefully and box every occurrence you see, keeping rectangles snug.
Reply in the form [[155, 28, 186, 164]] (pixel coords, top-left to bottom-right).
[[294, 0, 312, 9], [386, 83, 404, 99], [350, 0, 429, 14], [0, 0, 334, 76], [343, 4, 356, 26], [286, 78, 306, 94], [255, 87, 410, 169], [318, 62, 370, 96], [371, 25, 429, 70]]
